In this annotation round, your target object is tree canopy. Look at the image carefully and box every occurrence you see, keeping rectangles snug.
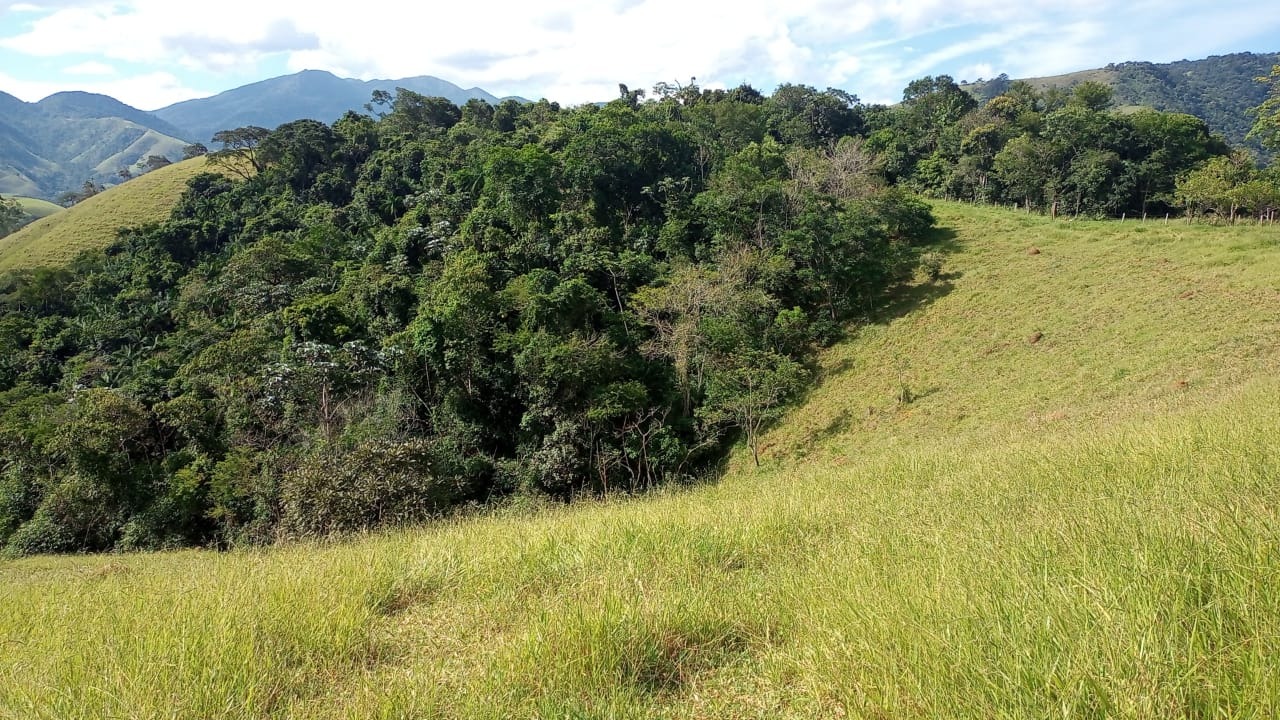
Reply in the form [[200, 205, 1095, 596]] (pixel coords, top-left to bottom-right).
[[0, 82, 935, 554], [0, 197, 23, 238]]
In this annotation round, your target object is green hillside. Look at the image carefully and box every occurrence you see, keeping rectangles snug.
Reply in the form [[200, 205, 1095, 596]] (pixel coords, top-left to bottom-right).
[[961, 51, 1280, 155], [5, 196, 63, 223], [4, 203, 1278, 718], [0, 195, 62, 235], [0, 90, 192, 199], [0, 157, 213, 271]]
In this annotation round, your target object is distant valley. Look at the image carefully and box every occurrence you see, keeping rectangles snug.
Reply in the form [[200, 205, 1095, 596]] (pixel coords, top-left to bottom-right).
[[0, 90, 190, 199]]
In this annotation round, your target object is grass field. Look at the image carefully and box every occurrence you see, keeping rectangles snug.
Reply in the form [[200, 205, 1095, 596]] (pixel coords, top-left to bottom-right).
[[0, 158, 214, 272], [2, 202, 1278, 719]]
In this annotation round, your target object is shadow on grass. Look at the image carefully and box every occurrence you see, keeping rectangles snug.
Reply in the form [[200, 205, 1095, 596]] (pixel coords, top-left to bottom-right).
[[812, 408, 854, 444], [871, 225, 963, 324], [872, 275, 958, 326], [922, 224, 962, 251]]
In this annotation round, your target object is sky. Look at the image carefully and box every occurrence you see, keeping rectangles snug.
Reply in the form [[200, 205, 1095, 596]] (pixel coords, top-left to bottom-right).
[[0, 0, 1277, 111]]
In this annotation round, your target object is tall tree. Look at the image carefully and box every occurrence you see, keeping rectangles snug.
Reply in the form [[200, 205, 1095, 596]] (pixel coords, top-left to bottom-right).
[[208, 126, 271, 178], [1247, 64, 1280, 152], [0, 197, 24, 237]]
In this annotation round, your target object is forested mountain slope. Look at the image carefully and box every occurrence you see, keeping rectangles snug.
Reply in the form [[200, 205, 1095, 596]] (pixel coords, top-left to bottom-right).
[[962, 51, 1280, 156]]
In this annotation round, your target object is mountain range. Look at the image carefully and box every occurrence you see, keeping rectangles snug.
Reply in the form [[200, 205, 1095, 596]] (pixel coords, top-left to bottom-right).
[[0, 71, 523, 199], [0, 91, 190, 198]]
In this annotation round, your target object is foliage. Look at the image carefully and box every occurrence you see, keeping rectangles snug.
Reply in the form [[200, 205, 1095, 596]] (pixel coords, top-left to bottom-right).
[[964, 52, 1280, 159], [208, 126, 271, 178], [871, 71, 1280, 219], [141, 154, 173, 172], [54, 180, 104, 208], [0, 84, 935, 552], [0, 198, 22, 238], [1247, 64, 1280, 152], [699, 349, 808, 466]]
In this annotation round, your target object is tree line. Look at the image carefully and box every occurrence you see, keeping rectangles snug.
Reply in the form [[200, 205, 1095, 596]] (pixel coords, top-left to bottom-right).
[[871, 72, 1280, 220]]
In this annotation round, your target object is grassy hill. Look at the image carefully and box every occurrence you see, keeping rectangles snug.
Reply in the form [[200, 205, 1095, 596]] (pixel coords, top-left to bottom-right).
[[9, 195, 63, 220], [0, 157, 213, 271], [3, 203, 1279, 718], [1, 195, 63, 225]]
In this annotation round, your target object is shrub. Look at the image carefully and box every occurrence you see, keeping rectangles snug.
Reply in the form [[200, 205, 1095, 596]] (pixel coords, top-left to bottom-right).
[[0, 465, 40, 546], [279, 438, 461, 537], [5, 474, 124, 555]]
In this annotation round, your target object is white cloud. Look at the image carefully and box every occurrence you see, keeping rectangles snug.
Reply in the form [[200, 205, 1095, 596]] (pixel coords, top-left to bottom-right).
[[0, 69, 209, 108], [956, 62, 996, 83], [63, 59, 114, 75], [0, 0, 1277, 107]]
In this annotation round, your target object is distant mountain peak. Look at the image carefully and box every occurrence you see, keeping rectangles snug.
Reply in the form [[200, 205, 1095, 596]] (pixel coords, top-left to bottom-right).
[[152, 70, 520, 143]]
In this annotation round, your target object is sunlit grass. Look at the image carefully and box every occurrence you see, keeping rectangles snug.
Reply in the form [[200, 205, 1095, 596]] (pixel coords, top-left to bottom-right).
[[0, 158, 217, 271], [1, 196, 63, 224], [767, 202, 1280, 461], [3, 202, 1279, 718]]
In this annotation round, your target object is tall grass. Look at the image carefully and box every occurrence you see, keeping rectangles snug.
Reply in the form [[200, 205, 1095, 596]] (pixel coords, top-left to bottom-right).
[[2, 202, 1278, 718], [0, 545, 412, 718]]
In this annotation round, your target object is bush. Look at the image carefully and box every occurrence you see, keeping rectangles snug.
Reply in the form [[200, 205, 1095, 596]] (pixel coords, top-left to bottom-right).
[[865, 188, 936, 241], [5, 474, 124, 555], [919, 252, 945, 282], [0, 465, 40, 545], [5, 509, 75, 556], [279, 438, 461, 537]]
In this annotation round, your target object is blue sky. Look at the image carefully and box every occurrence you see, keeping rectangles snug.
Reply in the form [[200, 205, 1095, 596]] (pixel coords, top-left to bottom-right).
[[0, 0, 1277, 110]]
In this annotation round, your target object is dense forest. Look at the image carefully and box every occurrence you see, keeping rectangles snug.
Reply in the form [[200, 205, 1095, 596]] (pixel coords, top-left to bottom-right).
[[875, 74, 1279, 219], [1, 68, 1277, 555], [0, 83, 935, 554]]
